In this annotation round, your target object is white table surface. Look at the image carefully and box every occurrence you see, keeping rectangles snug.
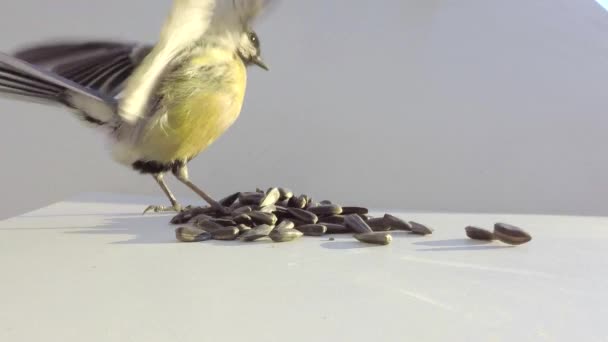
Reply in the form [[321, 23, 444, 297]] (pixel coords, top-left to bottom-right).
[[0, 193, 607, 342]]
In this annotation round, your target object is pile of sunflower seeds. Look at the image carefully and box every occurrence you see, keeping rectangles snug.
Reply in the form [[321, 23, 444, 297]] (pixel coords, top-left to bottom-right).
[[171, 187, 433, 245]]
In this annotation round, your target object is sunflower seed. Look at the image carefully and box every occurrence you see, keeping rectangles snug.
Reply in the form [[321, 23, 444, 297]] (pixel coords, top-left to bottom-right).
[[341, 207, 369, 215], [248, 211, 278, 225], [308, 204, 343, 216], [324, 223, 352, 234], [318, 215, 345, 224], [219, 192, 240, 207], [231, 206, 253, 216], [367, 217, 392, 231], [211, 227, 240, 240], [354, 232, 393, 245], [269, 228, 304, 242], [288, 195, 307, 209], [287, 208, 319, 224], [275, 220, 296, 231], [190, 214, 214, 225], [493, 223, 532, 245], [260, 188, 281, 207], [306, 201, 320, 209], [320, 200, 333, 205], [192, 219, 225, 232], [240, 224, 274, 242], [383, 214, 412, 231], [256, 204, 277, 213], [239, 192, 264, 205], [237, 224, 252, 234], [211, 218, 237, 227], [295, 224, 327, 236], [409, 221, 434, 235], [344, 214, 373, 233], [170, 207, 214, 224], [175, 227, 212, 242], [465, 226, 496, 241], [278, 188, 294, 201], [234, 214, 253, 225]]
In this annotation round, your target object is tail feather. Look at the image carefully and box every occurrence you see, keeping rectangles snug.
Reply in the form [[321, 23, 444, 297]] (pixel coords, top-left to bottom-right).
[[0, 52, 117, 126]]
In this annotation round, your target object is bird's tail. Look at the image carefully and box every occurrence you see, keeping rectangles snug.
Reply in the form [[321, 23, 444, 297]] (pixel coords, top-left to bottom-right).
[[0, 52, 117, 126]]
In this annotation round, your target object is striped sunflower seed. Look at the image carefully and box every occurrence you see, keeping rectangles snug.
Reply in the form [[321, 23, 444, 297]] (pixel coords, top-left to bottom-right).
[[493, 223, 532, 245], [269, 229, 304, 243], [324, 223, 352, 234], [341, 207, 369, 215], [288, 195, 307, 209], [367, 217, 392, 231], [383, 214, 412, 231], [320, 200, 333, 205], [240, 224, 274, 242], [231, 206, 253, 216], [295, 224, 327, 236], [275, 220, 296, 231], [260, 188, 281, 207], [287, 208, 319, 224], [318, 215, 345, 224], [234, 214, 253, 225], [192, 219, 225, 232], [354, 232, 393, 245], [219, 192, 240, 207], [237, 224, 252, 234], [175, 227, 212, 243], [409, 221, 434, 235], [308, 204, 343, 216], [344, 214, 373, 234], [170, 207, 214, 224], [465, 226, 496, 241], [248, 211, 278, 225], [278, 188, 294, 201], [211, 227, 240, 241], [239, 192, 264, 205], [211, 218, 237, 227]]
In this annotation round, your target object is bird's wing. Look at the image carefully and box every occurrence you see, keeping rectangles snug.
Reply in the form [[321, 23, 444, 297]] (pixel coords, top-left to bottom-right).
[[117, 0, 273, 124], [13, 42, 153, 97]]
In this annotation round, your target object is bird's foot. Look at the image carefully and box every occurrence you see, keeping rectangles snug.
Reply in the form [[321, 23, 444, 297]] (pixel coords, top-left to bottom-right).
[[143, 204, 191, 215]]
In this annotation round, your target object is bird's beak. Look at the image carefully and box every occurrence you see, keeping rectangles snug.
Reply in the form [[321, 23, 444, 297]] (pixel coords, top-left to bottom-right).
[[252, 56, 269, 71]]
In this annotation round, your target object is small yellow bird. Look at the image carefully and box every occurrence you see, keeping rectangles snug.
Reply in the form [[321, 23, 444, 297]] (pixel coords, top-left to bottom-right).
[[0, 0, 273, 213]]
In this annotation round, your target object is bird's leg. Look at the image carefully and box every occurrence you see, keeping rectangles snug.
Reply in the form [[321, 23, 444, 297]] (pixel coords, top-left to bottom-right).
[[143, 173, 186, 214], [172, 164, 228, 214]]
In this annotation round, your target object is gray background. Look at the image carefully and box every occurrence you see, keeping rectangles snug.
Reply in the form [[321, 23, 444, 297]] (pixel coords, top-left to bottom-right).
[[1, 0, 607, 219]]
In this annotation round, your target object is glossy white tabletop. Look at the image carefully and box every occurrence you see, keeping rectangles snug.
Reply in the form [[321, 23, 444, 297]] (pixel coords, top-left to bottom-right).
[[1, 193, 606, 342]]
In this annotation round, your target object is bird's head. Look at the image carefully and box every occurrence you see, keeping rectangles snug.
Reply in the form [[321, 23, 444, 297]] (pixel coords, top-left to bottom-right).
[[237, 30, 268, 71]]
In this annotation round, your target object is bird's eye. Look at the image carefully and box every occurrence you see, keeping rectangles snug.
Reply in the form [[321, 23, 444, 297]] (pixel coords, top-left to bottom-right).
[[249, 33, 257, 43]]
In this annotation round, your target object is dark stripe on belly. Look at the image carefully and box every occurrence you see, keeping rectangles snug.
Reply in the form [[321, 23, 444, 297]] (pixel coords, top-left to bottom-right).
[[132, 160, 185, 174]]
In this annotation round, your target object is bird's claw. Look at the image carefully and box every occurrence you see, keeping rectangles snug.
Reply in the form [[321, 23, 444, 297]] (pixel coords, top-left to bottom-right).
[[143, 204, 185, 215]]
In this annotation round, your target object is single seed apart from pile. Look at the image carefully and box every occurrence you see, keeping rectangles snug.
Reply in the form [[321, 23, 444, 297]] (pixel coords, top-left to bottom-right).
[[354, 232, 393, 245], [341, 207, 369, 215], [465, 226, 496, 241], [241, 224, 274, 242], [319, 215, 345, 224], [308, 204, 343, 216], [295, 224, 328, 236], [269, 229, 304, 242], [212, 227, 240, 241], [409, 221, 434, 235], [367, 217, 392, 231], [287, 208, 319, 224], [324, 223, 352, 234], [219, 192, 240, 207], [192, 219, 225, 232], [176, 227, 212, 243], [383, 214, 412, 231], [344, 214, 373, 234], [493, 223, 532, 245], [248, 211, 278, 225], [260, 188, 281, 207]]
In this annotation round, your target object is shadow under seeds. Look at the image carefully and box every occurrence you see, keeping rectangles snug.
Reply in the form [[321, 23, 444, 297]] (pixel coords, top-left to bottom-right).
[[413, 238, 514, 252]]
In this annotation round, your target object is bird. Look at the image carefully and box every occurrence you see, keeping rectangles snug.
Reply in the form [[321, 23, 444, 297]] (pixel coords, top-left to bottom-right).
[[0, 0, 273, 214]]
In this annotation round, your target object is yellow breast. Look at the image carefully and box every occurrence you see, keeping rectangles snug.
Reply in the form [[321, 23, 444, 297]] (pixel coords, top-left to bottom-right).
[[137, 50, 247, 164]]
